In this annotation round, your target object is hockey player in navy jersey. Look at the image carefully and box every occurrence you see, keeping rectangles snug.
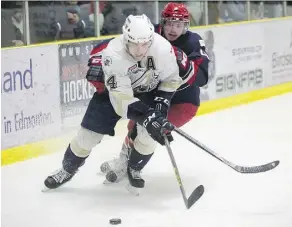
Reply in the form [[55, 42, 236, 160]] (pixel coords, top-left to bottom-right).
[[100, 3, 210, 189]]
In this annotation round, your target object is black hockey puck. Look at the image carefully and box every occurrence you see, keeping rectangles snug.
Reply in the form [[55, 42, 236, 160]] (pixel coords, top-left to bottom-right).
[[109, 218, 121, 225]]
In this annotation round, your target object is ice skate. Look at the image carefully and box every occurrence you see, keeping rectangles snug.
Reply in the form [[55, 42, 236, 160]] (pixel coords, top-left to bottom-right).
[[43, 168, 75, 191], [42, 145, 86, 192], [126, 166, 144, 196], [100, 141, 131, 183]]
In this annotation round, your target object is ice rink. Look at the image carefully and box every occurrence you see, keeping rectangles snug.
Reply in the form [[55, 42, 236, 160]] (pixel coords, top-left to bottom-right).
[[2, 93, 292, 227]]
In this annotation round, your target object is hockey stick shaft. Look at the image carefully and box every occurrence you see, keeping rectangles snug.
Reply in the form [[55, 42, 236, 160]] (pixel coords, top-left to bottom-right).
[[174, 127, 235, 167], [163, 135, 189, 208], [174, 127, 279, 173]]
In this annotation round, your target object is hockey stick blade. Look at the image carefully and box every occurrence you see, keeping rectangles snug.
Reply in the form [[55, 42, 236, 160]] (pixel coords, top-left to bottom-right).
[[234, 160, 280, 173], [164, 135, 204, 209], [187, 185, 204, 209]]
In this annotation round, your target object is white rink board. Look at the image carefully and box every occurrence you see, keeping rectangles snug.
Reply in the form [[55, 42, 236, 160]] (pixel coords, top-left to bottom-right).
[[1, 45, 62, 149], [193, 18, 292, 102], [263, 19, 292, 86]]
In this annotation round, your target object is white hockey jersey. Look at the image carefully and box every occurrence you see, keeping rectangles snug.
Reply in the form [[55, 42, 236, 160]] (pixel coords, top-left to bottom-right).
[[102, 33, 182, 119]]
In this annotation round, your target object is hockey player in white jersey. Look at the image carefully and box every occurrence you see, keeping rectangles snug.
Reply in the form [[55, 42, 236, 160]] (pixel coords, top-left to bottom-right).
[[43, 14, 182, 191]]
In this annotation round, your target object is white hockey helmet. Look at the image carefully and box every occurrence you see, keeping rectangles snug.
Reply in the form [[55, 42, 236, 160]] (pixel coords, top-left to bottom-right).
[[122, 14, 154, 44]]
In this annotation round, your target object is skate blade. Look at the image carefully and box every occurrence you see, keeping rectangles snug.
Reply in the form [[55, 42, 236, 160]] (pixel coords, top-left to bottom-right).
[[126, 183, 140, 196], [41, 186, 51, 192], [103, 175, 128, 185], [103, 179, 116, 185]]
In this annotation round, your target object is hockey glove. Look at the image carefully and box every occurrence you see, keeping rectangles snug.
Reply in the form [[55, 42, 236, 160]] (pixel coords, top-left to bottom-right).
[[141, 110, 174, 145], [174, 46, 209, 87], [86, 56, 105, 94], [154, 90, 173, 117], [174, 47, 192, 79]]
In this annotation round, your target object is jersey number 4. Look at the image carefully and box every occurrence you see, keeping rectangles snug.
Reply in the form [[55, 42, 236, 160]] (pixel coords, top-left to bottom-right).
[[106, 75, 117, 89]]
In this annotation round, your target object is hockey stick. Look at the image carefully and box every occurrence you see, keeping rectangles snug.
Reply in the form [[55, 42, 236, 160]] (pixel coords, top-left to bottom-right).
[[163, 135, 204, 209], [174, 127, 280, 174]]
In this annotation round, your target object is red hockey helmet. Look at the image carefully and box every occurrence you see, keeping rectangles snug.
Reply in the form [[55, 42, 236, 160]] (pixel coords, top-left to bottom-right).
[[161, 3, 190, 24]]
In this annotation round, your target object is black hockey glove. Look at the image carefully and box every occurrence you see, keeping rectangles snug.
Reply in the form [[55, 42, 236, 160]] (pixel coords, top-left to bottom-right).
[[141, 110, 174, 146], [154, 90, 173, 117], [86, 56, 105, 94]]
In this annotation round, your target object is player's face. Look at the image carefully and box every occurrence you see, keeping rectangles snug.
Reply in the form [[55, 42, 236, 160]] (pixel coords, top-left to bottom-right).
[[163, 21, 185, 41], [127, 41, 151, 61]]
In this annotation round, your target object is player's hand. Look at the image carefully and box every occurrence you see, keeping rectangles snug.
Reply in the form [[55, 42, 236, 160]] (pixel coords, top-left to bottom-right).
[[141, 110, 174, 145], [86, 56, 105, 94], [173, 46, 198, 86], [173, 47, 191, 75]]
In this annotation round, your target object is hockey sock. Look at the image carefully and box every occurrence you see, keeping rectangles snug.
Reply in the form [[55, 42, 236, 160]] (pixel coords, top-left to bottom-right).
[[62, 145, 88, 174], [128, 148, 153, 171]]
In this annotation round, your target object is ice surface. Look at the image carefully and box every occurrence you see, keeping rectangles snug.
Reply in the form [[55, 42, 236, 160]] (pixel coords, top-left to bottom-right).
[[2, 93, 292, 227]]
